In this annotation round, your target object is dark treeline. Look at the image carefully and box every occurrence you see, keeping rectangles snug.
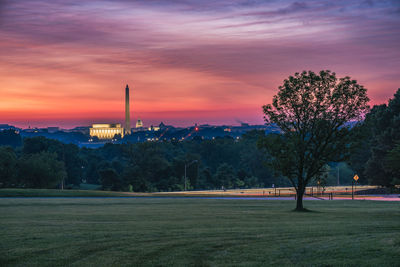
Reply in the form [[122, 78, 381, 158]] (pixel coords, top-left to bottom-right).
[[0, 127, 370, 191], [1, 89, 399, 191], [0, 130, 287, 191], [349, 88, 400, 187]]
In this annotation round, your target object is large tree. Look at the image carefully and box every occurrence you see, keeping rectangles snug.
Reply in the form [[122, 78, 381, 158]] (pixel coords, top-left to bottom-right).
[[260, 70, 369, 211]]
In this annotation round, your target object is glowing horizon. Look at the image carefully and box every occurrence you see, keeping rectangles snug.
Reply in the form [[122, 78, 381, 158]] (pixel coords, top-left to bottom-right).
[[1, 0, 399, 129]]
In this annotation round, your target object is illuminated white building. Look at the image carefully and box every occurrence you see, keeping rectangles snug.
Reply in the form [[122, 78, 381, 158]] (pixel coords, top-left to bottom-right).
[[136, 119, 143, 128], [89, 85, 132, 140], [90, 124, 124, 139], [148, 125, 160, 131]]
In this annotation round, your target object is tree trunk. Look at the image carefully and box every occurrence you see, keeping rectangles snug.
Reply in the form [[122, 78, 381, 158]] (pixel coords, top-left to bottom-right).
[[295, 187, 306, 211]]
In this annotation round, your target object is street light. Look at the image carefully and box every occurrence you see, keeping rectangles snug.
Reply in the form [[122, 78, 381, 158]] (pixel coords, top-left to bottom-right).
[[337, 164, 340, 186], [184, 160, 198, 191]]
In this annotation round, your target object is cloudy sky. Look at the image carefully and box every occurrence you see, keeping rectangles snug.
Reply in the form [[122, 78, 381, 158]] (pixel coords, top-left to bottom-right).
[[1, 0, 399, 128]]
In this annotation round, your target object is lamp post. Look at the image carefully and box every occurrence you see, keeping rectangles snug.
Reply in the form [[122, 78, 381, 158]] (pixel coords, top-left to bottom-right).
[[184, 160, 198, 191], [337, 165, 340, 186]]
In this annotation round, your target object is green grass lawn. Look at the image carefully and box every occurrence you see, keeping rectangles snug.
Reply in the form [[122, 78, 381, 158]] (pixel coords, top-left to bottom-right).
[[0, 198, 399, 266], [0, 188, 127, 197]]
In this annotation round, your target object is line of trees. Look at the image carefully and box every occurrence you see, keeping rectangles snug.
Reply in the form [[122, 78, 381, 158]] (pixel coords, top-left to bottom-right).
[[0, 130, 284, 191], [1, 86, 399, 194], [349, 89, 400, 187]]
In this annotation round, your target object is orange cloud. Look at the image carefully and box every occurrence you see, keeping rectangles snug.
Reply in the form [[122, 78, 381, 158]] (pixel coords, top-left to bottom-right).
[[1, 0, 399, 128]]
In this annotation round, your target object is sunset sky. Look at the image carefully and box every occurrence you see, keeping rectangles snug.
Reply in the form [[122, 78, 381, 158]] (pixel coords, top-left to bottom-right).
[[1, 0, 399, 128]]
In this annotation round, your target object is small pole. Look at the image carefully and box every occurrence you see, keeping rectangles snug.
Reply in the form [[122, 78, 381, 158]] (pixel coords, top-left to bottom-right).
[[355, 180, 357, 198], [184, 164, 187, 191], [337, 165, 340, 186]]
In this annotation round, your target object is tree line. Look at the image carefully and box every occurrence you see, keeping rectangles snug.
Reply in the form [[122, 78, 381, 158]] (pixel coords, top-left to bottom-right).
[[0, 84, 399, 193], [349, 89, 400, 187], [0, 130, 283, 191]]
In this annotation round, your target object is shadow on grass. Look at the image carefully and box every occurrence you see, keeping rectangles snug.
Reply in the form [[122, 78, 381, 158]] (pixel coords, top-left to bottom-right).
[[292, 208, 322, 213]]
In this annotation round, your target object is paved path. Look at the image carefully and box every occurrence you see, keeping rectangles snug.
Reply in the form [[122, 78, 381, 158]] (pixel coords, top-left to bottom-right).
[[1, 195, 399, 201]]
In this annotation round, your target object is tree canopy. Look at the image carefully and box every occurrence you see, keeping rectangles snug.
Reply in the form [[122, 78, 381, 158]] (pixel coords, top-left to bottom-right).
[[260, 70, 369, 211], [349, 88, 400, 186], [0, 131, 284, 191]]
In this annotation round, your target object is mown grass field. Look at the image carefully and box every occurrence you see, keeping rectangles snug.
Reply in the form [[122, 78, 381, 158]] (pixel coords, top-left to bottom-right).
[[0, 188, 128, 197], [0, 198, 399, 266], [0, 185, 381, 198]]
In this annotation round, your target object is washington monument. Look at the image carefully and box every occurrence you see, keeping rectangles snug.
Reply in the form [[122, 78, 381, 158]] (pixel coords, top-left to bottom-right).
[[125, 84, 131, 135]]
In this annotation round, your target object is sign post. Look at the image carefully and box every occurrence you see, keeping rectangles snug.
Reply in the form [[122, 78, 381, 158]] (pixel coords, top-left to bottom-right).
[[352, 174, 359, 200]]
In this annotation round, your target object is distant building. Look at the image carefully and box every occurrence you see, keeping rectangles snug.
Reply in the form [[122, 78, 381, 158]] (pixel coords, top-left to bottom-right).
[[89, 84, 131, 139], [90, 124, 124, 139], [0, 124, 18, 131], [148, 125, 160, 131], [69, 126, 90, 135], [158, 122, 175, 131], [47, 127, 59, 133], [136, 119, 143, 128]]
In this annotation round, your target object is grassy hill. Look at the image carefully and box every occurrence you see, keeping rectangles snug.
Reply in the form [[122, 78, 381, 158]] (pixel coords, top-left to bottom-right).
[[0, 188, 127, 197], [0, 198, 399, 266]]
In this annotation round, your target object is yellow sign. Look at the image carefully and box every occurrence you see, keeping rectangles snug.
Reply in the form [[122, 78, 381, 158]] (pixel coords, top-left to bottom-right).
[[353, 174, 359, 181]]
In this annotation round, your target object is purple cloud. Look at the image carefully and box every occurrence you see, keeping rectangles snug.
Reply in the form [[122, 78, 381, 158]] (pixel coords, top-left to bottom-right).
[[0, 0, 399, 127]]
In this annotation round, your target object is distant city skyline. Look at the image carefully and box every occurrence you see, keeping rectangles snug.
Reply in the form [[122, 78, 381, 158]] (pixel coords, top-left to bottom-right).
[[2, 116, 258, 130], [1, 0, 399, 128]]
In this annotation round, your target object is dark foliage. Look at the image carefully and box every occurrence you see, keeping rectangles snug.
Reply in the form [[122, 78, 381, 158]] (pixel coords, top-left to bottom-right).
[[260, 70, 369, 210], [99, 168, 123, 191], [349, 88, 400, 186], [17, 151, 66, 188], [0, 146, 17, 187], [0, 129, 22, 147], [0, 131, 280, 191]]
